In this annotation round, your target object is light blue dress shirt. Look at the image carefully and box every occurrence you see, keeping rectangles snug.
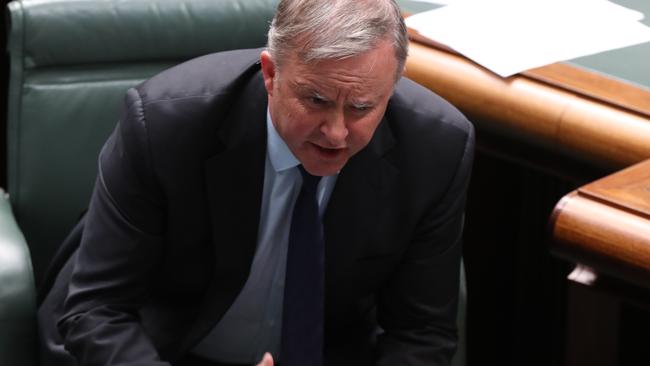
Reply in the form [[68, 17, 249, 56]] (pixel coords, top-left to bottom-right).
[[191, 111, 338, 364]]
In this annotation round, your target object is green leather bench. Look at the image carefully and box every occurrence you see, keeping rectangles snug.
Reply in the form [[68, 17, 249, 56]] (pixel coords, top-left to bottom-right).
[[0, 1, 466, 365], [1, 1, 276, 364]]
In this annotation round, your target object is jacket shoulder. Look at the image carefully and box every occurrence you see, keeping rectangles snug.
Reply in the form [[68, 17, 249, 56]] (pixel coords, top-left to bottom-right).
[[383, 77, 475, 214], [389, 77, 472, 138], [135, 48, 263, 103]]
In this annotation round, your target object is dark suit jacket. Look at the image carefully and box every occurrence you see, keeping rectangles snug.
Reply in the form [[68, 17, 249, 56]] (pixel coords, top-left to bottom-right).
[[38, 48, 474, 366]]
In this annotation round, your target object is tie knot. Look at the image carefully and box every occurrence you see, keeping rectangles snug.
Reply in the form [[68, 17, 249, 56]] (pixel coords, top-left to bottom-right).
[[298, 165, 321, 191]]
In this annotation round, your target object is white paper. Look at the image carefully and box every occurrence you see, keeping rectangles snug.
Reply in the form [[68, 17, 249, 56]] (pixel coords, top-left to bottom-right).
[[406, 0, 650, 77]]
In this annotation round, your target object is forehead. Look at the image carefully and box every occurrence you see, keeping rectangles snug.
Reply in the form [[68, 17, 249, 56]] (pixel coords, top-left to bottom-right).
[[280, 43, 397, 96]]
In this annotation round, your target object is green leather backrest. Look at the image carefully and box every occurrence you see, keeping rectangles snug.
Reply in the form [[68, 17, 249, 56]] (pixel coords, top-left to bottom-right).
[[6, 0, 278, 283]]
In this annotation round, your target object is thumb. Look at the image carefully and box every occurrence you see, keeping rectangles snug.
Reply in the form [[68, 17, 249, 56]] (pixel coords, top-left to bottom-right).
[[257, 352, 274, 366]]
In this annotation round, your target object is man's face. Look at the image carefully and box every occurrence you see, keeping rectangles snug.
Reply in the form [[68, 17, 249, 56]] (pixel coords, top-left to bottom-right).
[[260, 40, 398, 176]]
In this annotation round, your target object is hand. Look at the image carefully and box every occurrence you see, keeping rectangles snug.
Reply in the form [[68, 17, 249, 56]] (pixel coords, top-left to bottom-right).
[[256, 352, 274, 366]]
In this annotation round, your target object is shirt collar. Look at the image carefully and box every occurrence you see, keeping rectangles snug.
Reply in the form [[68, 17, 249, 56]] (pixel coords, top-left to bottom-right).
[[267, 110, 300, 173]]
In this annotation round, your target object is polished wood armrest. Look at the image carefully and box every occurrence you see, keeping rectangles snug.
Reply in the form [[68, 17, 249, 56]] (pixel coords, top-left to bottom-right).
[[405, 35, 650, 170], [548, 159, 650, 288]]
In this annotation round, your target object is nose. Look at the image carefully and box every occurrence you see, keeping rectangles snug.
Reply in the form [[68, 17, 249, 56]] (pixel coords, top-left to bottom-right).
[[320, 110, 348, 147]]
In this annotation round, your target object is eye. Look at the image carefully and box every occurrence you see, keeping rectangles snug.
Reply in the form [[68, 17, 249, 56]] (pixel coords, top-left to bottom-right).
[[308, 96, 327, 106], [351, 104, 372, 113]]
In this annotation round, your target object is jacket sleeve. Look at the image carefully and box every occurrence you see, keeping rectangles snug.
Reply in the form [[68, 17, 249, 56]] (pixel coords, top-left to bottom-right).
[[374, 121, 475, 366], [57, 87, 170, 366]]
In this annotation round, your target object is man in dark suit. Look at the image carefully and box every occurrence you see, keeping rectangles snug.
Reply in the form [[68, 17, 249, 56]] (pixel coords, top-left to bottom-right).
[[38, 0, 474, 365]]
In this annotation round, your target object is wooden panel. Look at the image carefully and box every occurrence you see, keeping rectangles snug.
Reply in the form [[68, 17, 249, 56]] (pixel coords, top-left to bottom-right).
[[565, 278, 620, 366]]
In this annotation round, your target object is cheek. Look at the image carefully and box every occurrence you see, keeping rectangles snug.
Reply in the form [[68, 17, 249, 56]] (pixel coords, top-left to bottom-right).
[[281, 102, 321, 139]]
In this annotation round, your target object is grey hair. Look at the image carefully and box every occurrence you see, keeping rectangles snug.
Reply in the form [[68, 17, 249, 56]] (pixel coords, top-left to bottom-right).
[[267, 0, 408, 82]]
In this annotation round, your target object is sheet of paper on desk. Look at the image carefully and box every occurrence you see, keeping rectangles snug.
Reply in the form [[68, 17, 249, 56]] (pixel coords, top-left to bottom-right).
[[405, 0, 650, 77]]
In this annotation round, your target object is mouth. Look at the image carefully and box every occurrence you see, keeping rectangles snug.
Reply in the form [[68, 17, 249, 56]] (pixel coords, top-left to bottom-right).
[[310, 143, 345, 159]]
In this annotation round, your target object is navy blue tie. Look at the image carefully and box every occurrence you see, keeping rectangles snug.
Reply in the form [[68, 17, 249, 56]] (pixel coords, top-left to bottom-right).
[[281, 166, 324, 366]]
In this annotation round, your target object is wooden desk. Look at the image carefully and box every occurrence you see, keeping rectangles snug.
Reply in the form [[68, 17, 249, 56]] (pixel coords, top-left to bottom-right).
[[548, 160, 650, 366], [550, 160, 650, 288], [401, 0, 650, 171], [399, 1, 650, 364], [404, 35, 650, 171], [401, 0, 650, 289]]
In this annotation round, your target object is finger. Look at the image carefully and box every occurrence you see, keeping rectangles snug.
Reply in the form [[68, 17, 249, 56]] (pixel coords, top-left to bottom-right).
[[257, 352, 274, 366]]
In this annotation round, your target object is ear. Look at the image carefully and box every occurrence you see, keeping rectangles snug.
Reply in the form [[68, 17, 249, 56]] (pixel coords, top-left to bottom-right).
[[260, 50, 276, 96]]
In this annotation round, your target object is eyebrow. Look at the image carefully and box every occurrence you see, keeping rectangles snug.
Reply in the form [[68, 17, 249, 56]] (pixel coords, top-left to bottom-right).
[[291, 81, 323, 96], [291, 81, 378, 106]]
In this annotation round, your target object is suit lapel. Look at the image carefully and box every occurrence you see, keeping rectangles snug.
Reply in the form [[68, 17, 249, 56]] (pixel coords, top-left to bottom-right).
[[180, 69, 268, 353], [205, 75, 267, 294], [323, 118, 398, 282]]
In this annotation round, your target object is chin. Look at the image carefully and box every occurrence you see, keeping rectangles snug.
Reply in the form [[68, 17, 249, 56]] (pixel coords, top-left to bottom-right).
[[300, 148, 350, 176], [303, 161, 346, 177]]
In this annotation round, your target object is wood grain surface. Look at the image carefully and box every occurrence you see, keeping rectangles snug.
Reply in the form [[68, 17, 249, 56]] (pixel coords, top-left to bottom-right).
[[408, 30, 650, 118], [549, 160, 650, 287], [405, 36, 650, 169], [579, 159, 650, 218]]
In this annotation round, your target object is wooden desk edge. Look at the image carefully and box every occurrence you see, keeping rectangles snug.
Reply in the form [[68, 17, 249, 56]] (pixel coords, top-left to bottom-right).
[[577, 159, 650, 219], [550, 191, 650, 289], [408, 31, 650, 119], [405, 34, 650, 169]]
